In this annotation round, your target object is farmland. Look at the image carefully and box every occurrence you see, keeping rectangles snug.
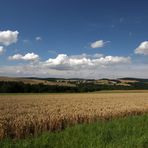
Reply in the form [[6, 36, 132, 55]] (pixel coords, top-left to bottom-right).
[[1, 77, 148, 93], [1, 114, 148, 148], [0, 92, 148, 139]]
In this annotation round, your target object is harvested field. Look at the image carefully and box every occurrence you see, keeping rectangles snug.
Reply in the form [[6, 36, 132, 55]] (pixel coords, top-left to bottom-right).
[[0, 93, 148, 139], [0, 77, 75, 87]]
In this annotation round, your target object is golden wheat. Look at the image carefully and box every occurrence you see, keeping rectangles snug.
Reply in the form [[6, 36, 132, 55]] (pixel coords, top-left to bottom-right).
[[0, 93, 148, 139]]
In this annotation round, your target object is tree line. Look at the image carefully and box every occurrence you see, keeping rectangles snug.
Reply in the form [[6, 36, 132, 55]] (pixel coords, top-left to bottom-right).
[[0, 81, 148, 93]]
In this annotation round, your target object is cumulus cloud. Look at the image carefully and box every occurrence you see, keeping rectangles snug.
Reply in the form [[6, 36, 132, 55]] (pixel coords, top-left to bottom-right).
[[23, 39, 29, 43], [90, 40, 107, 48], [3, 60, 148, 79], [0, 46, 4, 54], [135, 41, 148, 55], [70, 53, 103, 59], [0, 30, 19, 46], [9, 52, 39, 61], [35, 36, 42, 41], [43, 54, 131, 70], [5, 50, 132, 78]]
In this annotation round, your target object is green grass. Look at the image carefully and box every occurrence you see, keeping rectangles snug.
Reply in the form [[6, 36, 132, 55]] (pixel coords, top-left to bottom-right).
[[0, 114, 148, 148], [1, 89, 148, 96]]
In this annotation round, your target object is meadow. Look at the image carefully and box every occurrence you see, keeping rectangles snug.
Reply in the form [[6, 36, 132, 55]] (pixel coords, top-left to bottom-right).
[[0, 92, 148, 140]]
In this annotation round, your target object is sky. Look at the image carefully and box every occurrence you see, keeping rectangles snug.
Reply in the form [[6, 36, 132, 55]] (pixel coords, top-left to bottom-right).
[[0, 0, 148, 78]]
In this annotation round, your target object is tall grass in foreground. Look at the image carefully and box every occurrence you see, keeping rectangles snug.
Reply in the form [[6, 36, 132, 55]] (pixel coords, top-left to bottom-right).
[[1, 114, 148, 148]]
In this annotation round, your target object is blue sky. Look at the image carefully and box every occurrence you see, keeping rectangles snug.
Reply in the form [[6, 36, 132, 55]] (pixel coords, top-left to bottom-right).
[[0, 0, 148, 78]]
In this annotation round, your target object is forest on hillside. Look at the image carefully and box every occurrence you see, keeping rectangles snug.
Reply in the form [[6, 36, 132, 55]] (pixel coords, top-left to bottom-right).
[[0, 81, 148, 93]]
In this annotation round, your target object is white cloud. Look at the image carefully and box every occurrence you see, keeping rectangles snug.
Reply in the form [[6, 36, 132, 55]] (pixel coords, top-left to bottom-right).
[[135, 41, 148, 55], [93, 53, 104, 58], [9, 52, 39, 61], [90, 40, 107, 48], [4, 51, 132, 78], [23, 39, 29, 43], [70, 53, 103, 59], [6, 51, 148, 79], [35, 36, 42, 41], [0, 46, 4, 55], [0, 30, 19, 46], [3, 60, 148, 79], [44, 54, 131, 70], [92, 56, 131, 65]]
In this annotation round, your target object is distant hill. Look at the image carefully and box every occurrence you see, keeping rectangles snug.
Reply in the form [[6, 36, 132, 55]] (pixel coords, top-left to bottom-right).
[[119, 78, 148, 82], [0, 76, 148, 93], [1, 76, 148, 84], [0, 77, 75, 87]]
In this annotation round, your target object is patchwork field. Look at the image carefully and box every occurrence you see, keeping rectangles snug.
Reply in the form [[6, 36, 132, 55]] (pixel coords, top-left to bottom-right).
[[0, 93, 148, 139], [0, 77, 75, 87]]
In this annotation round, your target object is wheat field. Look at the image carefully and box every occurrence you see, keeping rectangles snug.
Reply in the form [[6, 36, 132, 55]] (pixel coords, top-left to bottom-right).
[[0, 93, 148, 139]]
